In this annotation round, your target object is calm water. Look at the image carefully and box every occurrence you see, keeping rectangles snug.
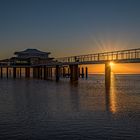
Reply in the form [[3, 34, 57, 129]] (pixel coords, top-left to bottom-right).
[[0, 74, 140, 140]]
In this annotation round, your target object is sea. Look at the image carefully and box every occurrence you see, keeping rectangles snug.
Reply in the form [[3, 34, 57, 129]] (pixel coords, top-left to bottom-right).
[[0, 74, 140, 140]]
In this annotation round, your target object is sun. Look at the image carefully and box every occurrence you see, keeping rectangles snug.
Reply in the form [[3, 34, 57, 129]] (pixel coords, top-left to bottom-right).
[[109, 62, 114, 67]]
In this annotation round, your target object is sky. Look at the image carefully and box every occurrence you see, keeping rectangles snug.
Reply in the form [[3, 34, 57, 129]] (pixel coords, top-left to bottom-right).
[[0, 0, 140, 73]]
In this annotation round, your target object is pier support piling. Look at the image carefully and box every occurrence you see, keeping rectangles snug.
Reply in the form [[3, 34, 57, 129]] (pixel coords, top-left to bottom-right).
[[1, 67, 3, 78], [82, 67, 84, 78], [13, 67, 16, 79], [70, 64, 78, 82], [20, 68, 22, 78], [33, 67, 38, 79], [6, 67, 8, 79], [48, 68, 51, 78], [46, 67, 49, 79], [78, 67, 80, 78], [50, 68, 52, 78], [68, 68, 70, 76], [86, 67, 88, 79], [40, 67, 43, 79], [56, 65, 60, 82], [37, 67, 40, 79], [63, 67, 66, 77], [25, 67, 30, 78], [105, 62, 111, 88], [33, 68, 36, 78], [44, 66, 46, 80], [45, 67, 49, 80]]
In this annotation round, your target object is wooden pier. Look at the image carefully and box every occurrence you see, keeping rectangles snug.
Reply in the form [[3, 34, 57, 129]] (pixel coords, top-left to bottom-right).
[[0, 48, 140, 87]]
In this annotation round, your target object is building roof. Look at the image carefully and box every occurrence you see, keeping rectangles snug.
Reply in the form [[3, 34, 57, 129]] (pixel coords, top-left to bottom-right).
[[14, 49, 50, 55]]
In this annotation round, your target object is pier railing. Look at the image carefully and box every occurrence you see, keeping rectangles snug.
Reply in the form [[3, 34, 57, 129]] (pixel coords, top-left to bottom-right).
[[55, 48, 140, 64], [1, 48, 140, 67]]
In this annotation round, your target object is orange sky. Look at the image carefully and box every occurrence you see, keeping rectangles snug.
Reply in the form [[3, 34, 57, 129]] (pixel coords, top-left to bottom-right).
[[81, 63, 140, 74]]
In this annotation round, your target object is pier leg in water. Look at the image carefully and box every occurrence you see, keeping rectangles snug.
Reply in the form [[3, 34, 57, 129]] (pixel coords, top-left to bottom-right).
[[44, 66, 46, 80], [25, 67, 27, 78], [105, 62, 111, 89], [9, 69, 11, 77], [86, 67, 88, 79], [46, 67, 49, 80], [25, 67, 30, 78], [33, 67, 38, 79], [20, 67, 21, 78], [63, 67, 66, 77], [48, 68, 51, 78], [6, 67, 8, 79], [56, 65, 60, 82], [82, 67, 84, 78], [40, 67, 42, 79], [61, 67, 63, 77], [78, 67, 80, 78], [37, 67, 40, 79], [70, 64, 78, 83], [1, 67, 3, 79], [68, 67, 70, 77], [13, 67, 16, 79], [33, 67, 36, 78], [50, 68, 52, 79]]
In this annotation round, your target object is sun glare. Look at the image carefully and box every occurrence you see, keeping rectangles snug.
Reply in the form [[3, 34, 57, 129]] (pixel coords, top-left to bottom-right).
[[109, 62, 114, 67]]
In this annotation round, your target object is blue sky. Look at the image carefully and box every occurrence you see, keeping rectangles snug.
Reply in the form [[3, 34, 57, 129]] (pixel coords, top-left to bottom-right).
[[0, 0, 140, 58]]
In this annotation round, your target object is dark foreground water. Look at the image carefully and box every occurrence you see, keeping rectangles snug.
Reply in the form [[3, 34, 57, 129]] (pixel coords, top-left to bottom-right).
[[0, 74, 140, 140]]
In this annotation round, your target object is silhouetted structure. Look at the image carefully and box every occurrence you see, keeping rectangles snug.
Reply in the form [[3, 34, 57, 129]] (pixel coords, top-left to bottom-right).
[[0, 48, 140, 87], [12, 48, 53, 65]]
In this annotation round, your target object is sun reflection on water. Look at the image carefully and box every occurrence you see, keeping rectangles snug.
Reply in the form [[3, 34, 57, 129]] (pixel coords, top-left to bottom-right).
[[109, 72, 117, 114]]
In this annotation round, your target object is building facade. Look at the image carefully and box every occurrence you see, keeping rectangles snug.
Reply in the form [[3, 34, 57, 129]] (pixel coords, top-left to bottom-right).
[[10, 49, 54, 66]]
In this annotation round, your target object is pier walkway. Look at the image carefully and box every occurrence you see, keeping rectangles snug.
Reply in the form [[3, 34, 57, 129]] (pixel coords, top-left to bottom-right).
[[55, 48, 140, 65]]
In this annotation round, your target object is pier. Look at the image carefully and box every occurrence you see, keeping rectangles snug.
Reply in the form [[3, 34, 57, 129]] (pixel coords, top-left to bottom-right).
[[0, 48, 140, 87]]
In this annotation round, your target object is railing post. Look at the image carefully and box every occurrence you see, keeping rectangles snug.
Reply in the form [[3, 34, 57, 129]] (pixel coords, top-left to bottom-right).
[[107, 54, 109, 60], [112, 52, 113, 60], [116, 52, 118, 60], [98, 54, 100, 61], [135, 49, 137, 59]]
